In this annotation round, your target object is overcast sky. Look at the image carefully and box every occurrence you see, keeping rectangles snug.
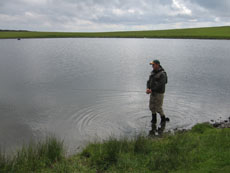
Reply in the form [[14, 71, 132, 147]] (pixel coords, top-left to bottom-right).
[[0, 0, 229, 32]]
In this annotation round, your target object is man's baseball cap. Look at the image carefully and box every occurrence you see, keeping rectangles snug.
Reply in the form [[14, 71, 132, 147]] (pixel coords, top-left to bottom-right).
[[150, 59, 160, 65]]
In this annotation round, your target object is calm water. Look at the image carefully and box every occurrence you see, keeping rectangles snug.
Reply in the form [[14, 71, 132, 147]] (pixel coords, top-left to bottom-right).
[[0, 38, 230, 153]]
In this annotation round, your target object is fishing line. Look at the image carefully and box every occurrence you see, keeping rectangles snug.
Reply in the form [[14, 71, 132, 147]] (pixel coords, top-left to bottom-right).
[[25, 83, 145, 93]]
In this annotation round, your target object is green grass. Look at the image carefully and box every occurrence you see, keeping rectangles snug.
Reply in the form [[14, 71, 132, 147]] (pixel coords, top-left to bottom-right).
[[0, 26, 230, 39], [1, 123, 230, 172], [0, 136, 65, 172]]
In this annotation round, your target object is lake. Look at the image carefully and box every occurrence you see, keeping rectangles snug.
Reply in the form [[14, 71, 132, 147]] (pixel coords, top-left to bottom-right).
[[0, 38, 230, 153]]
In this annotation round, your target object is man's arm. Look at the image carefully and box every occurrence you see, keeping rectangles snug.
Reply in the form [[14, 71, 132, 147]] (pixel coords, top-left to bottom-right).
[[146, 76, 152, 94]]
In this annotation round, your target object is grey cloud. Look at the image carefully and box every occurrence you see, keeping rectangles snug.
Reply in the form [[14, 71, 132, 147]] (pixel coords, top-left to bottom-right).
[[0, 0, 229, 31], [184, 0, 230, 24], [189, 0, 230, 11], [191, 1, 229, 17]]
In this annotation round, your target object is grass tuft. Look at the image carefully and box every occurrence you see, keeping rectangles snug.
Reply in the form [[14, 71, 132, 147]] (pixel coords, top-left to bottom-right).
[[191, 122, 214, 134], [80, 137, 132, 171], [0, 136, 64, 173]]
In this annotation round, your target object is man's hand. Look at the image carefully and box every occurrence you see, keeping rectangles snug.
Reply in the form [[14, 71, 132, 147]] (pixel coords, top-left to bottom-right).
[[146, 89, 152, 94]]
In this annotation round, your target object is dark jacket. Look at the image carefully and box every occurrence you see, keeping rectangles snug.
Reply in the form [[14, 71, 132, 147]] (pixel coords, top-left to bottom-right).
[[147, 66, 167, 94]]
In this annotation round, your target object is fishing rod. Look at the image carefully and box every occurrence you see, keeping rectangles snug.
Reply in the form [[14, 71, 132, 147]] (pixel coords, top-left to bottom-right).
[[70, 88, 144, 93]]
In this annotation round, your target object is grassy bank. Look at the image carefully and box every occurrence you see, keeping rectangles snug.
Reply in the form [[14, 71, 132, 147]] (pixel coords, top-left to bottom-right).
[[0, 137, 64, 172], [0, 26, 230, 39], [0, 123, 230, 172]]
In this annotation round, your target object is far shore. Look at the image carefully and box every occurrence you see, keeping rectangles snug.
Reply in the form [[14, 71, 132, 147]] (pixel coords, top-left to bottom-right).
[[0, 26, 230, 40]]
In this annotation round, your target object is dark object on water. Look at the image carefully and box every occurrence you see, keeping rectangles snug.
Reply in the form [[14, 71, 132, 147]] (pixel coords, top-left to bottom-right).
[[211, 118, 230, 128], [165, 117, 170, 122], [213, 123, 220, 128], [17, 38, 21, 40]]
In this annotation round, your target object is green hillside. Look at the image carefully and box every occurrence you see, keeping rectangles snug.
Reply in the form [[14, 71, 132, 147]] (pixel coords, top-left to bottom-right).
[[0, 26, 230, 39]]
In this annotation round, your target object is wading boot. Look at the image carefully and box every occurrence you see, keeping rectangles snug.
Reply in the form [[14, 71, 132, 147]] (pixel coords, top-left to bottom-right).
[[151, 113, 157, 124], [160, 115, 170, 124], [160, 115, 166, 124]]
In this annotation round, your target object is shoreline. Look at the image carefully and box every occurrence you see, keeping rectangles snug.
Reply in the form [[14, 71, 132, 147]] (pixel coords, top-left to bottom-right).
[[1, 120, 229, 172], [1, 36, 230, 40], [211, 117, 230, 128]]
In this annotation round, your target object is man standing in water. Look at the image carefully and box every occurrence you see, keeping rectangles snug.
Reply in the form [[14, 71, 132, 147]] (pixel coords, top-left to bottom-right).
[[146, 59, 169, 124]]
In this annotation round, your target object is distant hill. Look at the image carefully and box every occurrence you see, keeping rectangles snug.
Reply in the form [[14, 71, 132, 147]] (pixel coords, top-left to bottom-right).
[[0, 29, 29, 32], [0, 26, 230, 39]]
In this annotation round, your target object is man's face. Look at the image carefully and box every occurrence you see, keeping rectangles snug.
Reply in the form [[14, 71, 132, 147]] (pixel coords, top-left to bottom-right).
[[152, 63, 159, 70]]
